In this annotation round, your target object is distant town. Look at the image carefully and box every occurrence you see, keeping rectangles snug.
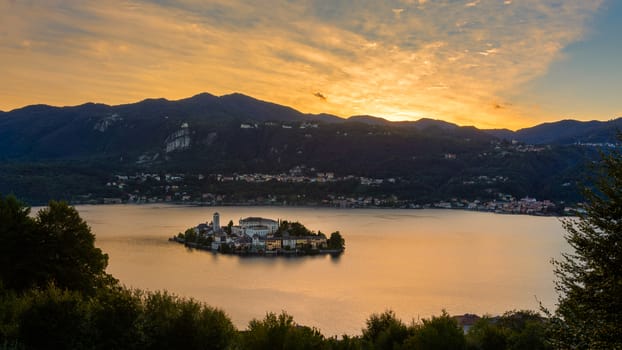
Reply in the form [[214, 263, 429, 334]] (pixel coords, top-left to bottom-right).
[[76, 166, 583, 216], [171, 213, 345, 256]]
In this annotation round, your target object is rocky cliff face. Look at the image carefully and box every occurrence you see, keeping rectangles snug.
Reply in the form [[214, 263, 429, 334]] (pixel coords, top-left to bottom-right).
[[93, 113, 122, 132], [165, 123, 191, 153]]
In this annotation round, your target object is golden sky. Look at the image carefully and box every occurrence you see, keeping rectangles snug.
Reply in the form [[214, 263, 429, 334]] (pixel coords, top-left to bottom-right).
[[1, 0, 618, 129]]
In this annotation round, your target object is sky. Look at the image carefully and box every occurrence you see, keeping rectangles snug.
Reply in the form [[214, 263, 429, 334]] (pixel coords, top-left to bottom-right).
[[1, 0, 620, 129]]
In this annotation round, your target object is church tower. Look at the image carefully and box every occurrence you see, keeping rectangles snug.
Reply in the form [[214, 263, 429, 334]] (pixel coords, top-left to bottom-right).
[[213, 212, 220, 232]]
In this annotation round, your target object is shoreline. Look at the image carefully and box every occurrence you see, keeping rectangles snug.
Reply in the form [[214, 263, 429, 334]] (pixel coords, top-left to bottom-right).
[[69, 201, 576, 218], [168, 236, 344, 257]]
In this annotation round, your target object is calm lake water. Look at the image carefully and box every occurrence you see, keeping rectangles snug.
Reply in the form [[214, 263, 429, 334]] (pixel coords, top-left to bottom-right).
[[74, 205, 569, 336]]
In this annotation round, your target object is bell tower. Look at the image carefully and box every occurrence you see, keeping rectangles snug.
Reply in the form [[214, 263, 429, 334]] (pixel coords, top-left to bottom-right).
[[213, 212, 220, 232]]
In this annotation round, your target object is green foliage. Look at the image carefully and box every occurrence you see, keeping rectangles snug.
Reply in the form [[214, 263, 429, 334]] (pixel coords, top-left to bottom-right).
[[404, 311, 466, 350], [35, 201, 115, 294], [17, 286, 91, 349], [240, 311, 325, 350], [277, 220, 315, 237], [1, 280, 551, 350], [328, 231, 345, 250], [325, 335, 363, 350], [0, 196, 114, 295], [0, 286, 26, 347], [466, 318, 508, 350], [87, 286, 144, 350], [0, 284, 236, 350], [184, 228, 198, 242], [226, 220, 234, 234], [0, 195, 37, 292], [179, 227, 213, 247], [498, 310, 549, 350], [141, 291, 236, 350], [466, 311, 550, 350], [550, 142, 622, 349], [362, 310, 411, 350]]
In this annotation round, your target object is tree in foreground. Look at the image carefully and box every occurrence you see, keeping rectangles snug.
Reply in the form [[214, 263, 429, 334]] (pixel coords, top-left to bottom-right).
[[404, 311, 466, 350], [466, 310, 550, 350], [362, 310, 410, 350], [549, 143, 622, 348], [0, 284, 237, 350], [141, 291, 236, 350], [0, 195, 37, 291], [0, 197, 114, 294], [240, 311, 324, 350], [360, 310, 467, 350]]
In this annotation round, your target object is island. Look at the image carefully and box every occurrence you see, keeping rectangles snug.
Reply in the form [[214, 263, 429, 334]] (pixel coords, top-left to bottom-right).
[[170, 212, 345, 256]]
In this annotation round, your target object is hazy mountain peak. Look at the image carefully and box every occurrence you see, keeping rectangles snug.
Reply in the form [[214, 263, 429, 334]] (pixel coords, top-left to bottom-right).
[[182, 92, 217, 101], [140, 97, 169, 103], [346, 115, 391, 125], [486, 117, 622, 144], [413, 118, 459, 130]]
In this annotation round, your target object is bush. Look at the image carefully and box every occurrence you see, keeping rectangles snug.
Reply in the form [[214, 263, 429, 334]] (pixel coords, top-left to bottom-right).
[[18, 286, 90, 350], [404, 311, 466, 350], [466, 311, 550, 350], [241, 311, 325, 350], [362, 310, 411, 350], [140, 291, 236, 350]]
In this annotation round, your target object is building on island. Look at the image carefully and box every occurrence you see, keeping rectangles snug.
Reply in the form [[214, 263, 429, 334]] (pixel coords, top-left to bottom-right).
[[264, 237, 282, 251], [178, 214, 333, 254], [281, 235, 326, 250], [213, 212, 221, 232], [239, 217, 278, 237]]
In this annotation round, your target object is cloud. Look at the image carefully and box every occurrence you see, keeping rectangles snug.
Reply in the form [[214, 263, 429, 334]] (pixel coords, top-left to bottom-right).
[[392, 8, 405, 19], [0, 0, 605, 129], [497, 102, 513, 110]]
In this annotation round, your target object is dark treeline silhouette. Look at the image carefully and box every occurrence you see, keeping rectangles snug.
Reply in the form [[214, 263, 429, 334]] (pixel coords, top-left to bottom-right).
[[0, 284, 549, 349]]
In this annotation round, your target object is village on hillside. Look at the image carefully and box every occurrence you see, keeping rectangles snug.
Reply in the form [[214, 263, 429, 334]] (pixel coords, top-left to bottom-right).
[[98, 169, 569, 216], [171, 213, 345, 256]]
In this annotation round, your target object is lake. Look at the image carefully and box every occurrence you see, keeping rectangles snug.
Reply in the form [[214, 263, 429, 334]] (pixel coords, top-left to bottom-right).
[[75, 204, 569, 336]]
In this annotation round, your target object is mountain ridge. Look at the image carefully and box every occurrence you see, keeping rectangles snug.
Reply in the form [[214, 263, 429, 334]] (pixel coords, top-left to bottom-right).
[[484, 118, 622, 144], [3, 92, 619, 145], [0, 91, 619, 165], [1, 91, 613, 205]]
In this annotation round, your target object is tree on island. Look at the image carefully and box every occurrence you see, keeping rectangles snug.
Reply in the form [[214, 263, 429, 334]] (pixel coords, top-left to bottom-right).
[[328, 231, 345, 250], [277, 220, 314, 237], [183, 228, 197, 242], [225, 219, 234, 234], [549, 140, 622, 348]]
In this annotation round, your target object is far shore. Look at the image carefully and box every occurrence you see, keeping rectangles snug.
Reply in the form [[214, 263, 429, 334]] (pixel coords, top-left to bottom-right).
[[65, 200, 577, 218]]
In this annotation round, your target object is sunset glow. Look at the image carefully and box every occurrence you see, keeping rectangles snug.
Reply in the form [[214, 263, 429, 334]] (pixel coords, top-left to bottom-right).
[[1, 0, 620, 129]]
